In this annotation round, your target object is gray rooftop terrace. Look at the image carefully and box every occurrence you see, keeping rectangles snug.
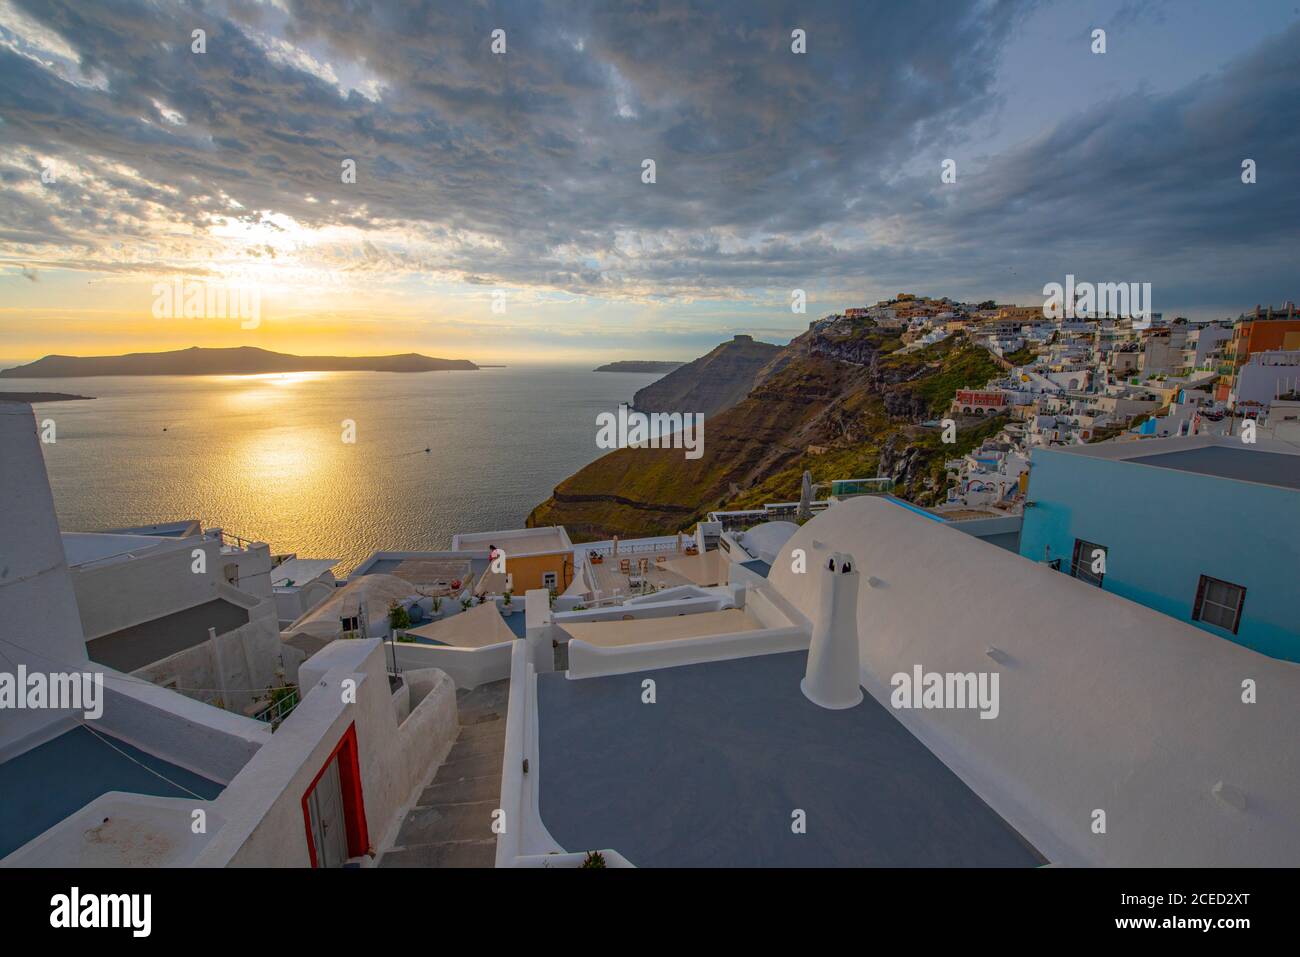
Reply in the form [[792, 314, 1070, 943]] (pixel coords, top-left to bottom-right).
[[1126, 445, 1300, 490], [537, 650, 1045, 867], [86, 598, 249, 672]]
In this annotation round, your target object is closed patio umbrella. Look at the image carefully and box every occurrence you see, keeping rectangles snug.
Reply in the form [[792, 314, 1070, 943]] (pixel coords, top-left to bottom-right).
[[797, 470, 813, 522]]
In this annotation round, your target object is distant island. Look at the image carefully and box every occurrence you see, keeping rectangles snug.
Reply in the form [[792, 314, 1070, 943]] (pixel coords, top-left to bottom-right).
[[0, 346, 479, 378], [593, 360, 685, 373], [0, 391, 95, 403]]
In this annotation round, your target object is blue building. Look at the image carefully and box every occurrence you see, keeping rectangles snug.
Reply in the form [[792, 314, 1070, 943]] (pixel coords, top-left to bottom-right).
[[1019, 437, 1300, 661]]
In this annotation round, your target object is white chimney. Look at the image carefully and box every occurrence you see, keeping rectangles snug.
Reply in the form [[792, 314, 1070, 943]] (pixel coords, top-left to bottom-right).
[[801, 550, 864, 709]]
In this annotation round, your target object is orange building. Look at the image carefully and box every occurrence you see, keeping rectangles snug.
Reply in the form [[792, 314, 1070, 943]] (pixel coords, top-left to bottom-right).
[[452, 526, 576, 594], [1216, 303, 1300, 402]]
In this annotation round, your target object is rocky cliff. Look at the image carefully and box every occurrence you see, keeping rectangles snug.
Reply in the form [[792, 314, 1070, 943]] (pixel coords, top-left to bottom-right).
[[631, 334, 782, 419], [528, 319, 1004, 540]]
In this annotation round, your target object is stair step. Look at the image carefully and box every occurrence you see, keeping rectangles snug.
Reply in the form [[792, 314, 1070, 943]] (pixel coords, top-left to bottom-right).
[[446, 736, 505, 765], [456, 718, 506, 741], [395, 800, 498, 847], [420, 774, 501, 806], [434, 752, 503, 782], [380, 839, 496, 869]]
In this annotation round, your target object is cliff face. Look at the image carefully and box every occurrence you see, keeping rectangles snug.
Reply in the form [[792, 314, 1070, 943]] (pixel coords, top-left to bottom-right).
[[529, 321, 1004, 541], [631, 334, 782, 419]]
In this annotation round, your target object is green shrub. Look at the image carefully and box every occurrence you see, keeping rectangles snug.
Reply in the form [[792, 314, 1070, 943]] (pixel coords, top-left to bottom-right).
[[388, 601, 411, 632]]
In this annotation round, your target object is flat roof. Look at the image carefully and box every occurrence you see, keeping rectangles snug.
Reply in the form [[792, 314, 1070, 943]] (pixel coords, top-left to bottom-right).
[[100, 520, 201, 538], [364, 556, 487, 581], [61, 532, 172, 567], [558, 608, 762, 648], [0, 726, 223, 859], [1126, 445, 1300, 490], [537, 651, 1045, 867], [454, 528, 570, 555], [86, 598, 250, 672], [271, 558, 338, 588]]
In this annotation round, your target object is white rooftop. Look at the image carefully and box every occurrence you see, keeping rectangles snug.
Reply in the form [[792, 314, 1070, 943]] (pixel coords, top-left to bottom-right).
[[60, 532, 176, 568], [270, 558, 339, 589], [766, 495, 1300, 866], [451, 526, 572, 556]]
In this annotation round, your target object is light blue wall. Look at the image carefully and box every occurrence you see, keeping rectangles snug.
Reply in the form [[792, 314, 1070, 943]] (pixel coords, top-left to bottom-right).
[[1019, 449, 1300, 661]]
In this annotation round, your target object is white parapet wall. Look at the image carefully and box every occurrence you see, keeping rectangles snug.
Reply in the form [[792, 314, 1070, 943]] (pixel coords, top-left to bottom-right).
[[566, 623, 807, 680], [387, 638, 513, 690], [4, 640, 459, 867], [494, 641, 632, 868]]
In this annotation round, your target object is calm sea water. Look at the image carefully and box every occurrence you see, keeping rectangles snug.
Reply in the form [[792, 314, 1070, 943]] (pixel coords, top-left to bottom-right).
[[16, 367, 663, 574]]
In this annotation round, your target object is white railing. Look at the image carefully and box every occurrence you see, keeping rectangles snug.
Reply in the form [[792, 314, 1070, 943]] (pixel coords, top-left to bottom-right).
[[582, 535, 685, 559]]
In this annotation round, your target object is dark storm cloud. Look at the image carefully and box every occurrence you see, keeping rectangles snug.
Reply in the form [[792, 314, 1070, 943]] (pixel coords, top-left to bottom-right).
[[0, 0, 1294, 307]]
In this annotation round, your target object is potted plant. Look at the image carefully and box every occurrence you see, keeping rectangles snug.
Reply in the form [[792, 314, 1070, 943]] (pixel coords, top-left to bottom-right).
[[430, 596, 443, 618], [388, 601, 411, 636], [580, 850, 607, 869], [460, 596, 473, 611]]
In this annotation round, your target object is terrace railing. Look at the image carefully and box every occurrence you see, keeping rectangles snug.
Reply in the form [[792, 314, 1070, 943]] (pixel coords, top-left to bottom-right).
[[583, 536, 686, 559], [829, 477, 896, 499]]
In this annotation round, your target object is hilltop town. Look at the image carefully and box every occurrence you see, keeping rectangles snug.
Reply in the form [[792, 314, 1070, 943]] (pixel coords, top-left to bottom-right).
[[532, 294, 1300, 539]]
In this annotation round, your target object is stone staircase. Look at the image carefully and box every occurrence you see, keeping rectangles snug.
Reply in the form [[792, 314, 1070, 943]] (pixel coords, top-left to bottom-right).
[[379, 679, 509, 868]]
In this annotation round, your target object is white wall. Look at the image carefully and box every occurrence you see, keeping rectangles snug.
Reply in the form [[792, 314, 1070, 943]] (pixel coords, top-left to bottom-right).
[[0, 404, 92, 755], [130, 588, 284, 712], [199, 639, 458, 866], [388, 639, 513, 690], [71, 537, 224, 640]]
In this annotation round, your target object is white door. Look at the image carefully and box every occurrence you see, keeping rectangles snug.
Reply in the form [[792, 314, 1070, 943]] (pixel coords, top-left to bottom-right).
[[307, 756, 349, 867]]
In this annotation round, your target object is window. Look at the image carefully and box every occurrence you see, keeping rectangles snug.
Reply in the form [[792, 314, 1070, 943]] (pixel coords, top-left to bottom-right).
[[542, 571, 558, 590], [1193, 575, 1246, 634], [1070, 539, 1107, 587]]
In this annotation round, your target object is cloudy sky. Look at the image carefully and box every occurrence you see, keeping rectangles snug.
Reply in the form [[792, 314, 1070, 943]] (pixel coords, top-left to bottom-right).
[[1, 0, 1297, 364]]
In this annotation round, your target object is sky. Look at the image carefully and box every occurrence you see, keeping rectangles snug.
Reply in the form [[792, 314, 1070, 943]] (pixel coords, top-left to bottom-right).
[[0, 0, 1297, 365]]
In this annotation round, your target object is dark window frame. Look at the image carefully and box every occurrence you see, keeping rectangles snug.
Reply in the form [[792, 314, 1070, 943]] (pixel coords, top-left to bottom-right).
[[1192, 575, 1247, 635], [1070, 538, 1107, 588]]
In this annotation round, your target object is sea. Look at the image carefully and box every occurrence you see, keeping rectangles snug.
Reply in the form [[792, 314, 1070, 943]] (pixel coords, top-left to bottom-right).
[[8, 366, 665, 574]]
